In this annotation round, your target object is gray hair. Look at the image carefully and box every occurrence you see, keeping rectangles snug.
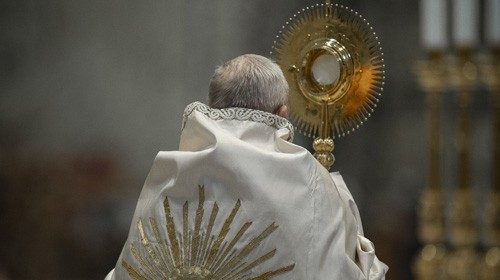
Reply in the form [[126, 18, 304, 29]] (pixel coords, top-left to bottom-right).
[[208, 54, 288, 113]]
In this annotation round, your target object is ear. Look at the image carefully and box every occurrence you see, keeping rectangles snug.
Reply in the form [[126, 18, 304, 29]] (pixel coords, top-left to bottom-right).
[[275, 105, 288, 118]]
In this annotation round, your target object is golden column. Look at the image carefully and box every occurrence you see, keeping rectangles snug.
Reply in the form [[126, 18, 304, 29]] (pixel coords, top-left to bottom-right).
[[480, 49, 500, 280], [413, 52, 447, 279], [446, 49, 480, 280]]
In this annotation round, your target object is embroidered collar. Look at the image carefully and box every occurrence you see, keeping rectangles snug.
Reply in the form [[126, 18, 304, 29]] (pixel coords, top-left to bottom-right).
[[182, 102, 294, 141]]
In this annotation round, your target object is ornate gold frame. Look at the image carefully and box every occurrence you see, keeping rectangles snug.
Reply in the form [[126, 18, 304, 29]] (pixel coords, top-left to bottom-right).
[[271, 2, 385, 170]]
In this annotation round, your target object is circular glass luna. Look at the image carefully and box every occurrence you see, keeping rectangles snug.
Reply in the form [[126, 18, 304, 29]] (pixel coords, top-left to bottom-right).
[[311, 54, 341, 86]]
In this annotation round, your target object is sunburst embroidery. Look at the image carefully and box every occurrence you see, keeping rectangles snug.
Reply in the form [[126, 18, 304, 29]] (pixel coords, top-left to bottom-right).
[[122, 185, 295, 280]]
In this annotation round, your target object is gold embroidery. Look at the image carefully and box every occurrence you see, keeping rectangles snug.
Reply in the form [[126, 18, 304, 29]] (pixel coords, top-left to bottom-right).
[[192, 186, 204, 266], [122, 185, 295, 279], [182, 201, 189, 266], [122, 259, 147, 280], [164, 195, 181, 267]]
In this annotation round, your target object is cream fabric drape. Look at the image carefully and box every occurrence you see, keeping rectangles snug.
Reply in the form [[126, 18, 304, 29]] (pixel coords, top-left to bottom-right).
[[105, 102, 387, 279]]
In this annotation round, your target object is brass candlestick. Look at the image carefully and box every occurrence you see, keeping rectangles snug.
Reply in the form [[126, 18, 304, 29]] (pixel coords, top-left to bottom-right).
[[447, 49, 480, 280], [413, 52, 447, 280], [480, 49, 500, 280]]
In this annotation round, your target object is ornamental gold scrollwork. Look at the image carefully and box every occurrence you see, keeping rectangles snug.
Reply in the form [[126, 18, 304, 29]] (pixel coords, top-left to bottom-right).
[[271, 3, 384, 169]]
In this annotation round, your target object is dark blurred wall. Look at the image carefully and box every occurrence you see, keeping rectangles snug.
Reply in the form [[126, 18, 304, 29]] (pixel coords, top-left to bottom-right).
[[0, 0, 494, 279]]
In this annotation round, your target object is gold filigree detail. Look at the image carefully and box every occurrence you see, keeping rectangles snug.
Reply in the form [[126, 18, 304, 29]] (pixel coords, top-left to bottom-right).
[[182, 102, 294, 141], [122, 185, 295, 279], [271, 3, 385, 139]]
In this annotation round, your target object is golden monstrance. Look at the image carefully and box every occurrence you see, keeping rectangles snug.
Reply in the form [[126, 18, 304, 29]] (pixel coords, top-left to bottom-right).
[[271, 1, 385, 170]]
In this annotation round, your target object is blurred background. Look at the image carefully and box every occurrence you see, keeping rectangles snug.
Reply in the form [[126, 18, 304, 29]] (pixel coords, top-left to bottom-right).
[[0, 0, 496, 279]]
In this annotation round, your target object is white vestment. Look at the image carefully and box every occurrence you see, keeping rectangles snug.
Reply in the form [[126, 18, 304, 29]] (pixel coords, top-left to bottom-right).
[[105, 102, 388, 280]]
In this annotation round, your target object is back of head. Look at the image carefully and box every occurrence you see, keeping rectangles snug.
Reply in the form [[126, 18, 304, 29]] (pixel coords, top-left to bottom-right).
[[208, 54, 288, 113]]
